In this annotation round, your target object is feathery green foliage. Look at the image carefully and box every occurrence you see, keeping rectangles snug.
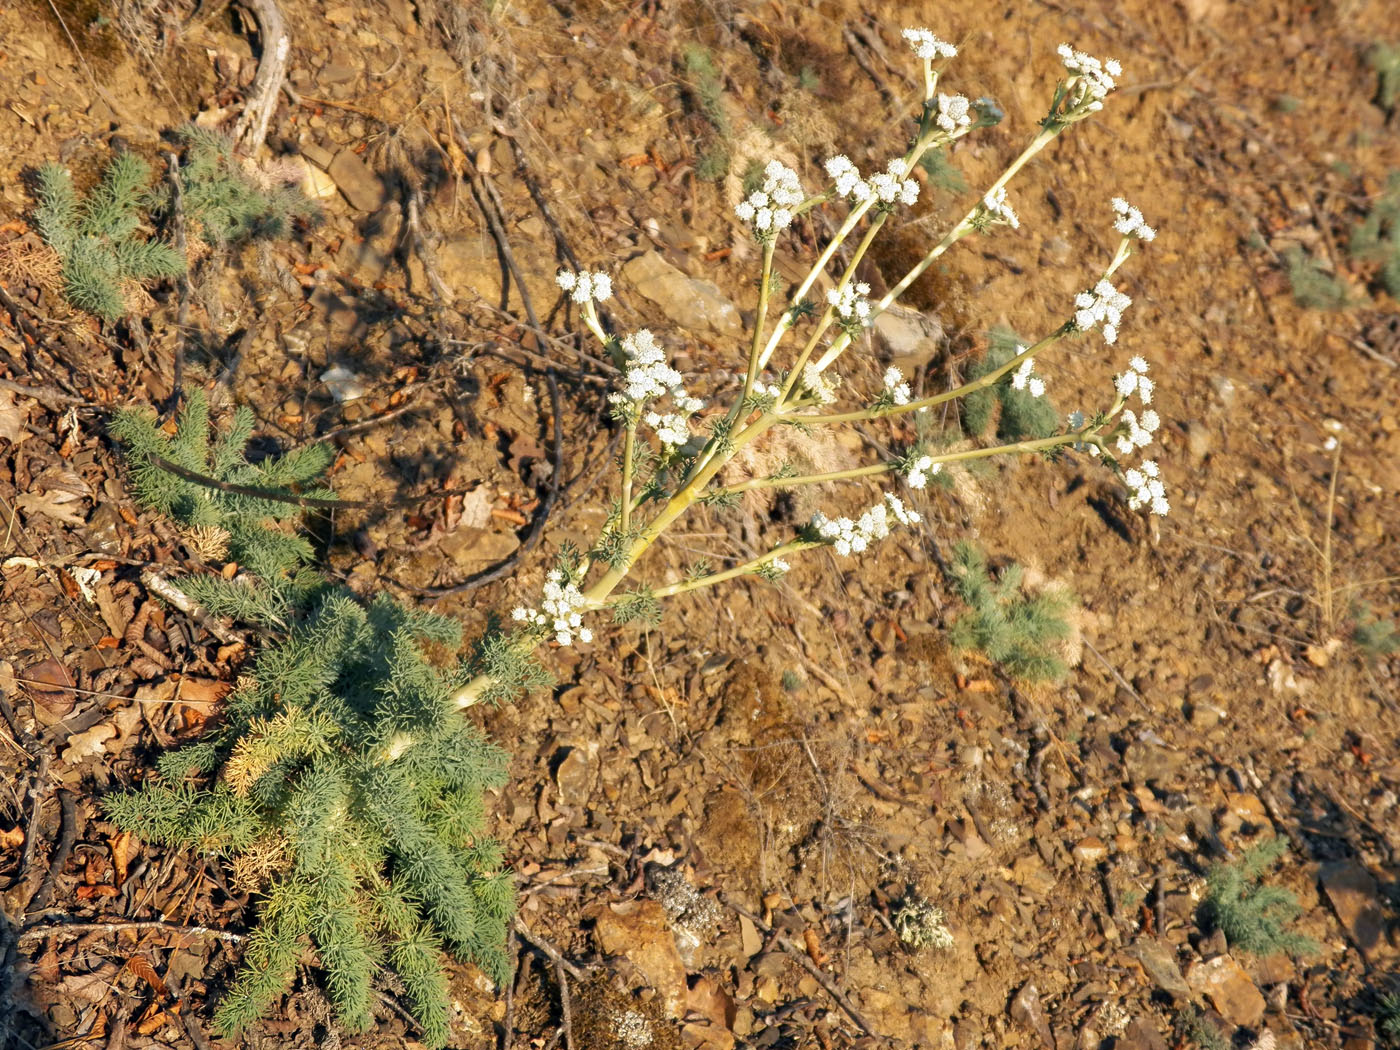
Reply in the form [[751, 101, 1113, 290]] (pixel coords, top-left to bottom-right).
[[1173, 1005, 1229, 1050], [1200, 837, 1317, 957], [1284, 245, 1350, 310], [106, 394, 522, 1047], [1367, 42, 1400, 114], [1378, 991, 1400, 1047], [683, 45, 731, 180], [946, 542, 1074, 681], [161, 126, 318, 245], [959, 326, 1060, 441], [33, 153, 183, 320], [1353, 604, 1400, 658], [1349, 171, 1400, 300]]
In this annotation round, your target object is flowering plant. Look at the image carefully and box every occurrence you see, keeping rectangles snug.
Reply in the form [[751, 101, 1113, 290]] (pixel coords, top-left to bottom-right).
[[446, 28, 1166, 714]]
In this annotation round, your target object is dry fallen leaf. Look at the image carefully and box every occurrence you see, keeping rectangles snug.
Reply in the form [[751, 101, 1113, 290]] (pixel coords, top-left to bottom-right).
[[0, 387, 28, 445], [61, 723, 117, 764], [110, 831, 134, 887], [0, 825, 24, 849]]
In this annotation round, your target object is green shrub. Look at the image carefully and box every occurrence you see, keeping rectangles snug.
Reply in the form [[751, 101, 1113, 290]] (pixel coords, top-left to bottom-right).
[[33, 152, 184, 320], [1349, 171, 1400, 300], [959, 326, 1060, 441], [106, 392, 527, 1046], [162, 125, 319, 246], [1200, 837, 1317, 957], [946, 542, 1074, 681], [1283, 245, 1350, 310]]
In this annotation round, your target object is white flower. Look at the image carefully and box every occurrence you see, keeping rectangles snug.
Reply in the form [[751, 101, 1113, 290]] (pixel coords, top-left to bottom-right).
[[811, 494, 919, 558], [1128, 355, 1149, 373], [1012, 359, 1033, 391], [768, 558, 791, 575], [904, 454, 940, 489], [1072, 279, 1132, 343], [515, 569, 593, 646], [869, 158, 920, 207], [736, 160, 803, 238], [611, 329, 681, 404], [802, 364, 839, 405], [644, 411, 691, 448], [825, 154, 870, 203], [556, 269, 612, 304], [1124, 467, 1169, 517], [1028, 377, 1046, 398], [827, 281, 872, 324], [1057, 43, 1122, 105], [1111, 197, 1156, 242], [1010, 355, 1045, 397], [981, 186, 1019, 229], [902, 27, 957, 60], [883, 366, 911, 405], [934, 93, 972, 134]]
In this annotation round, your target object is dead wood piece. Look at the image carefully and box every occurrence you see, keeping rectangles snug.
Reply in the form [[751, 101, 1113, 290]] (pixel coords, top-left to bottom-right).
[[231, 0, 290, 155], [140, 570, 244, 647]]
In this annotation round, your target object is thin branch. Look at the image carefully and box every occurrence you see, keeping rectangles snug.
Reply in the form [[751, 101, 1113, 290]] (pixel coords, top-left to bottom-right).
[[18, 919, 245, 944], [230, 0, 290, 155], [513, 918, 585, 982], [140, 569, 245, 646]]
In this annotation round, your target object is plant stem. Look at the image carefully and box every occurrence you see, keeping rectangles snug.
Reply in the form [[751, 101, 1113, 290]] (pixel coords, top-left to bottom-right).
[[628, 540, 821, 601], [717, 462, 895, 495], [619, 420, 636, 535], [741, 242, 775, 406]]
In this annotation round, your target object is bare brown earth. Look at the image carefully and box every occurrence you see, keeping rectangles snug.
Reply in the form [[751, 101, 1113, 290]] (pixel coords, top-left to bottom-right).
[[2, 0, 1399, 1048]]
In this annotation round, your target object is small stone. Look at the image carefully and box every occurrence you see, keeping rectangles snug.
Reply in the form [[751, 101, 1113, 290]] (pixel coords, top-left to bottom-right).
[[1188, 701, 1222, 729], [621, 251, 743, 341], [1320, 860, 1394, 962], [1130, 938, 1190, 998], [554, 747, 593, 806], [872, 304, 945, 369], [1073, 836, 1109, 864], [327, 148, 387, 212], [594, 899, 688, 1018], [1009, 981, 1052, 1049], [1186, 954, 1266, 1027]]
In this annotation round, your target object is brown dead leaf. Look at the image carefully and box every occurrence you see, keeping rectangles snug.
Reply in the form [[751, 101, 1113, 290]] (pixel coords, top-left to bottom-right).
[[125, 954, 167, 999], [14, 487, 86, 526], [57, 963, 120, 1004], [110, 831, 133, 886], [76, 883, 119, 900], [802, 927, 829, 966], [0, 825, 23, 849], [61, 722, 116, 764], [0, 387, 27, 445]]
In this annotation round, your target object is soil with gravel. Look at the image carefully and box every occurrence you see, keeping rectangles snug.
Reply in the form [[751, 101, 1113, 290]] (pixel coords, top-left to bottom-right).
[[2, 0, 1399, 1048]]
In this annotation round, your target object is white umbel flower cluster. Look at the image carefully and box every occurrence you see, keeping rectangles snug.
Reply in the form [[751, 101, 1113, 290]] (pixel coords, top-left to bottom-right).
[[1113, 355, 1154, 404], [981, 186, 1020, 229], [735, 160, 804, 238], [827, 280, 873, 325], [824, 156, 918, 207], [883, 366, 911, 406], [1111, 197, 1156, 241], [1124, 459, 1168, 517], [556, 269, 613, 304], [1116, 407, 1161, 454], [904, 454, 941, 489], [611, 330, 704, 447], [1010, 348, 1046, 398], [934, 93, 972, 134], [1057, 44, 1122, 108], [513, 569, 593, 646], [612, 329, 681, 403], [902, 27, 957, 60], [1073, 279, 1132, 344], [812, 494, 921, 556], [767, 557, 791, 575], [801, 363, 840, 405]]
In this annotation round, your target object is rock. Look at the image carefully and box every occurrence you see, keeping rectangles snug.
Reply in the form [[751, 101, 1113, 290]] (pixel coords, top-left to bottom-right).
[[1186, 954, 1266, 1027], [320, 364, 366, 402], [327, 148, 387, 212], [594, 899, 688, 1018], [873, 304, 944, 368], [1073, 836, 1109, 864], [621, 251, 743, 341], [554, 746, 594, 806], [1009, 981, 1052, 1048], [1320, 860, 1393, 962], [1130, 938, 1190, 998], [1117, 1017, 1169, 1050]]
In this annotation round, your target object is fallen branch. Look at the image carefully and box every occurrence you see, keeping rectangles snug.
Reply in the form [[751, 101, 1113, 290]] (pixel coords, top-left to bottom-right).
[[18, 919, 244, 944], [230, 0, 290, 155], [140, 569, 245, 646]]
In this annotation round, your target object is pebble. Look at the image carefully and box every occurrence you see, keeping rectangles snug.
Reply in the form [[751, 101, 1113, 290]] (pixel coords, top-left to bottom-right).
[[327, 147, 388, 212], [1186, 953, 1266, 1027], [1073, 837, 1109, 864], [1009, 981, 1052, 1048]]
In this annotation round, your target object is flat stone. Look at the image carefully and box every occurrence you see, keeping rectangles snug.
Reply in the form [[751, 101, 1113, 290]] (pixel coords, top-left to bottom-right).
[[1073, 836, 1109, 864], [1130, 938, 1190, 998], [621, 251, 743, 341], [327, 148, 387, 212], [1009, 981, 1052, 1049], [873, 304, 944, 369], [1186, 953, 1265, 1027], [594, 899, 687, 1018], [1320, 860, 1393, 962]]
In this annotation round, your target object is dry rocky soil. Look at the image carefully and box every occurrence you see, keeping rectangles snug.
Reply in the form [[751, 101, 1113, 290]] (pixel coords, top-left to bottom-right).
[[2, 0, 1400, 1047]]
